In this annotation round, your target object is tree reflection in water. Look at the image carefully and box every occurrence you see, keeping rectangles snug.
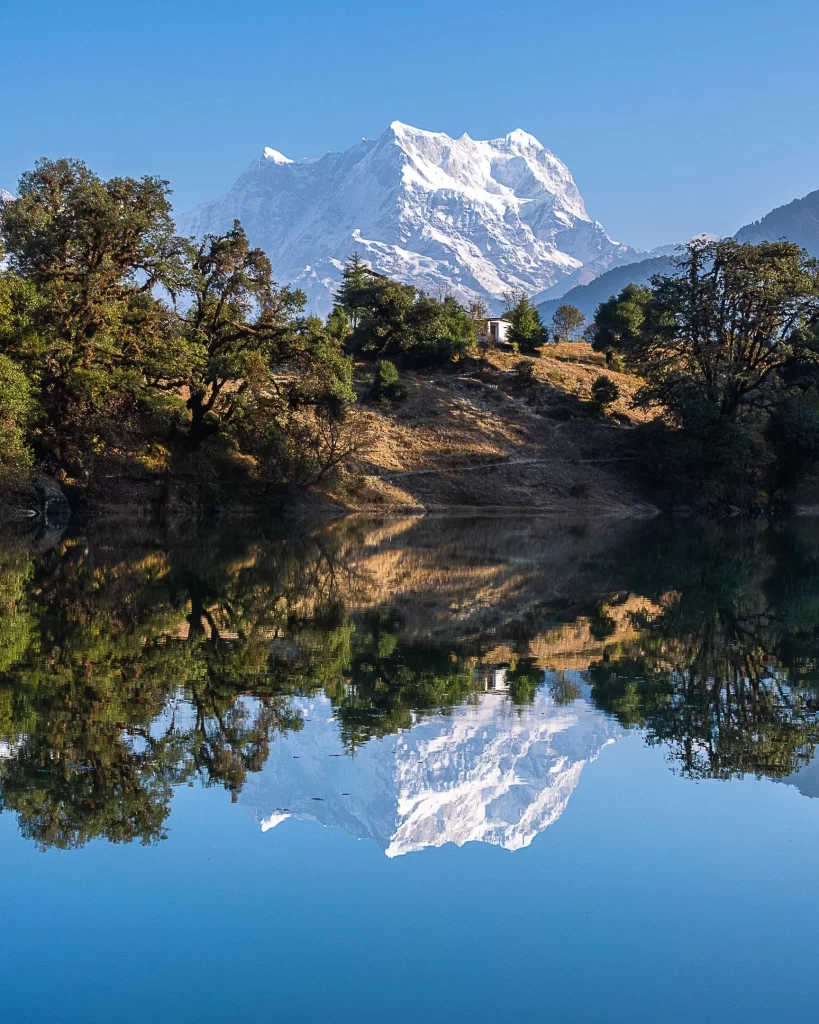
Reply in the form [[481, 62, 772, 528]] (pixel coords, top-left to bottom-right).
[[0, 516, 818, 849]]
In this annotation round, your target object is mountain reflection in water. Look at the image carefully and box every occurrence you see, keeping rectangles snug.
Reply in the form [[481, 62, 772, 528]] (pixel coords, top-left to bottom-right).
[[1, 515, 818, 852]]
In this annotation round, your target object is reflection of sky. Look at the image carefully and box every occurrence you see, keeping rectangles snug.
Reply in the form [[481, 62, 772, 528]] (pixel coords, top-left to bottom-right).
[[4, 716, 819, 1024], [243, 678, 622, 856]]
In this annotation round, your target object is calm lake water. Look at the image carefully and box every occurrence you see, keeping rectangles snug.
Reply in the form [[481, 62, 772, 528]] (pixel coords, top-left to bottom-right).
[[1, 516, 818, 1023]]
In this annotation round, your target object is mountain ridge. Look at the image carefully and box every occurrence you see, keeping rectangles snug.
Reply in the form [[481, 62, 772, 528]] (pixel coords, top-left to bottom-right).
[[538, 188, 819, 325]]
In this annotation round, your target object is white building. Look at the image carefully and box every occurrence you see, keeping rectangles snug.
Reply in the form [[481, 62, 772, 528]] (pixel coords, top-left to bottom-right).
[[482, 318, 513, 347]]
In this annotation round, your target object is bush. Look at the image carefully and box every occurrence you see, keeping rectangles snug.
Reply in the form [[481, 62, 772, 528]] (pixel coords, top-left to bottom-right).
[[512, 359, 536, 389], [591, 375, 620, 413], [373, 359, 404, 402], [765, 395, 819, 494]]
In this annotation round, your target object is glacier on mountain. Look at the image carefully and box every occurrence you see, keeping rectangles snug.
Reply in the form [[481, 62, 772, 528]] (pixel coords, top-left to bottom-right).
[[178, 122, 651, 314], [241, 679, 623, 857]]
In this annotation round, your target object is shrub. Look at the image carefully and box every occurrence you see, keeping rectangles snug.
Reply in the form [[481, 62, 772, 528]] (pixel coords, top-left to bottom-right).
[[591, 375, 620, 413], [512, 359, 536, 389], [765, 395, 819, 494], [373, 359, 404, 402]]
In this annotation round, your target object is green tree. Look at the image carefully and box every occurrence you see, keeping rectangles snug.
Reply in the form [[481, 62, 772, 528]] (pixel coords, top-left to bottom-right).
[[146, 222, 305, 450], [335, 253, 372, 330], [0, 158, 183, 478], [608, 239, 819, 417], [0, 355, 35, 467], [590, 374, 620, 414], [551, 303, 586, 342], [503, 293, 548, 353], [591, 283, 651, 365], [404, 293, 474, 363], [374, 359, 403, 401]]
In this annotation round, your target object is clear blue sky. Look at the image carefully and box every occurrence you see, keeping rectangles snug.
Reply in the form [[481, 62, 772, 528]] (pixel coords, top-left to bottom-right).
[[2, 0, 817, 250]]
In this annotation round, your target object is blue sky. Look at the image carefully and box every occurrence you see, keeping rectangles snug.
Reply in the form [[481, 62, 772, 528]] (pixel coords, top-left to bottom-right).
[[1, 0, 817, 249]]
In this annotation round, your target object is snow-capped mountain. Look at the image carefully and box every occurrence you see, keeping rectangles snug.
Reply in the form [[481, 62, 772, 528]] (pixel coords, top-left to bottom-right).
[[0, 190, 12, 269], [178, 122, 650, 314], [241, 678, 623, 857]]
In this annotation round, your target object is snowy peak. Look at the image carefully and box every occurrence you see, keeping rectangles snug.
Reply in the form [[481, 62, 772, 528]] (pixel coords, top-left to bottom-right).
[[386, 120, 588, 221], [178, 123, 646, 313], [262, 147, 293, 165]]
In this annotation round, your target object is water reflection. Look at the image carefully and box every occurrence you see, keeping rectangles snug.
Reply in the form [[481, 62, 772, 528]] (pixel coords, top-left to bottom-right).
[[244, 679, 619, 857], [1, 516, 818, 851]]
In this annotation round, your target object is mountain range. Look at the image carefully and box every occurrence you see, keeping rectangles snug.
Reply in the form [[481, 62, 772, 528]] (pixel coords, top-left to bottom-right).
[[538, 189, 819, 323], [3, 137, 818, 323], [177, 122, 659, 315]]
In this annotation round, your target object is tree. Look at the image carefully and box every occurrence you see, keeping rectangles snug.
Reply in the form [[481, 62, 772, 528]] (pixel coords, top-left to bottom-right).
[[147, 222, 306, 450], [374, 359, 403, 401], [604, 239, 819, 417], [0, 354, 35, 467], [0, 158, 184, 477], [503, 293, 548, 353], [335, 253, 372, 330], [551, 303, 586, 342], [591, 283, 651, 365], [337, 268, 474, 364], [466, 299, 487, 342], [404, 293, 474, 363]]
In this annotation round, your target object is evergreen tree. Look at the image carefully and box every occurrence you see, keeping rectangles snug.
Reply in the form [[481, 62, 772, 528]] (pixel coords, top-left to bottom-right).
[[335, 253, 372, 329], [503, 293, 548, 353]]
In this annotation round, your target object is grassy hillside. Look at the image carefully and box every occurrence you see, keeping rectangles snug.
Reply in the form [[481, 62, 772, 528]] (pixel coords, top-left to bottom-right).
[[330, 345, 656, 515]]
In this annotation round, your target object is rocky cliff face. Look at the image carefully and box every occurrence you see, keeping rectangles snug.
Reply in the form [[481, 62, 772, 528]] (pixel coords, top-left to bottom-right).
[[241, 680, 622, 856], [178, 122, 648, 314]]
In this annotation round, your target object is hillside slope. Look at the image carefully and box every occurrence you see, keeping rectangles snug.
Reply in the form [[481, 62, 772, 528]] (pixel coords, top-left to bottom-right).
[[735, 188, 819, 255], [537, 254, 676, 322], [332, 345, 655, 514]]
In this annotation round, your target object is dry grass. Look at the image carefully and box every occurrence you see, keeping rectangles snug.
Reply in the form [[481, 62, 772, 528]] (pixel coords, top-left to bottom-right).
[[328, 344, 657, 514]]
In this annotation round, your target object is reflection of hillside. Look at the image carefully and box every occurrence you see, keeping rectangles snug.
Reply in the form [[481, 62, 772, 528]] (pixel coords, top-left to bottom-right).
[[323, 517, 655, 642]]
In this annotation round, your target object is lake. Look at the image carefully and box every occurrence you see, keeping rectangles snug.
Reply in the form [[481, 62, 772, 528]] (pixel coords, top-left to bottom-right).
[[1, 515, 818, 1023]]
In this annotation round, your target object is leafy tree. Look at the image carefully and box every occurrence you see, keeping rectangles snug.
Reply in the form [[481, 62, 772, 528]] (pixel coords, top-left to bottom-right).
[[605, 239, 819, 417], [503, 293, 548, 353], [374, 359, 403, 401], [404, 293, 474, 363], [591, 283, 651, 365], [0, 354, 35, 466], [551, 303, 586, 342], [142, 222, 305, 450], [0, 158, 183, 478], [338, 270, 474, 364]]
